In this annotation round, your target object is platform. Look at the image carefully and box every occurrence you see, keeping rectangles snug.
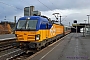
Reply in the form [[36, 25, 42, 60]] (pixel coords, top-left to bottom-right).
[[26, 33, 90, 60], [0, 34, 15, 41]]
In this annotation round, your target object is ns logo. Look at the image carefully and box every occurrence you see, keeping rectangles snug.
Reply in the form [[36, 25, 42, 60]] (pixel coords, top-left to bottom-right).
[[50, 26, 56, 36]]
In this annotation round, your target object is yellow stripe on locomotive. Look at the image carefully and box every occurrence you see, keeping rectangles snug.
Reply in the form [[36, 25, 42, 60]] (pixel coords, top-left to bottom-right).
[[15, 24, 64, 42]]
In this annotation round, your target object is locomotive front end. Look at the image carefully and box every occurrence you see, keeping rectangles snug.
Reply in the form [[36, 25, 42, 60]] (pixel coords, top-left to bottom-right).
[[15, 16, 40, 49]]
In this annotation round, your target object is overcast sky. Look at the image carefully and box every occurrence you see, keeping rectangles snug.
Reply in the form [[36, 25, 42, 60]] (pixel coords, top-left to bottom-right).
[[0, 0, 90, 26]]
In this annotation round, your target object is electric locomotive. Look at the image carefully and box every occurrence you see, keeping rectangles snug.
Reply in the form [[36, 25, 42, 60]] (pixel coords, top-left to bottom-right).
[[15, 15, 65, 52]]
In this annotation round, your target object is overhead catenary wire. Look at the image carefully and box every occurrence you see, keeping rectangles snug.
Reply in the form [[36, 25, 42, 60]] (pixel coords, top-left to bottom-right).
[[48, 0, 63, 14], [37, 0, 52, 11], [37, 0, 62, 22], [0, 1, 22, 10], [0, 0, 69, 25], [29, 0, 70, 25], [0, 1, 24, 20], [48, 0, 70, 24], [61, 16, 67, 22], [20, 0, 32, 6], [0, 1, 23, 16]]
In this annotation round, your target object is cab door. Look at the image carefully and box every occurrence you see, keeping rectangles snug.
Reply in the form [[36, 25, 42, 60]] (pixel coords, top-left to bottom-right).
[[46, 23, 49, 39]]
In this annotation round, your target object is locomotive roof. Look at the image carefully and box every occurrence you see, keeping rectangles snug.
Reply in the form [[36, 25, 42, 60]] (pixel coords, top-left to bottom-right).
[[19, 16, 49, 22]]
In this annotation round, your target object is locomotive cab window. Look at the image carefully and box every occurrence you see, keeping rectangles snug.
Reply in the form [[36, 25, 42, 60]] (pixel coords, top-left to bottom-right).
[[17, 20, 27, 29], [16, 20, 37, 30], [26, 20, 37, 30]]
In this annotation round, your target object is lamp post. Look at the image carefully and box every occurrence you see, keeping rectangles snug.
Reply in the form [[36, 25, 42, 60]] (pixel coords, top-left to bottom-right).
[[87, 15, 90, 24], [84, 20, 87, 37], [69, 22, 70, 26], [4, 16, 7, 28], [14, 16, 16, 28], [59, 16, 61, 24]]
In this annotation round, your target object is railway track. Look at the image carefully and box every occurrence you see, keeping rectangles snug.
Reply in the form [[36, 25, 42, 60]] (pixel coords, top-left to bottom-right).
[[0, 45, 13, 52], [0, 37, 20, 60], [0, 48, 25, 60], [0, 38, 16, 52], [7, 42, 58, 60], [0, 37, 32, 60], [0, 34, 71, 60], [9, 51, 33, 60], [10, 34, 70, 60]]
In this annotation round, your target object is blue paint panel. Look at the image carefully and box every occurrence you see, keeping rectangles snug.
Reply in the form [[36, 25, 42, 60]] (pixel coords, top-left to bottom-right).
[[19, 16, 30, 20], [40, 23, 52, 29], [19, 16, 53, 30], [40, 24, 47, 29], [48, 24, 52, 29]]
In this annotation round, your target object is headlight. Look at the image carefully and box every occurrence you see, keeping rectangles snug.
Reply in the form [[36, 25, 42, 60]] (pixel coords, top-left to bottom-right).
[[35, 34, 40, 40]]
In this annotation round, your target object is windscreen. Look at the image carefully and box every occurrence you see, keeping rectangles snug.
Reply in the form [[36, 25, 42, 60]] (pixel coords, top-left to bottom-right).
[[17, 20, 26, 29], [26, 20, 37, 30], [16, 20, 37, 30]]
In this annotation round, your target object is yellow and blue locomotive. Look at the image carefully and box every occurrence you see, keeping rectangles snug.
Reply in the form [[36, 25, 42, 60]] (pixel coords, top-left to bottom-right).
[[15, 16, 70, 52]]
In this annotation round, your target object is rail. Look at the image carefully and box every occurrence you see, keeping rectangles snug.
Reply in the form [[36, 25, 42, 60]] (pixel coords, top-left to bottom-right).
[[0, 37, 16, 52], [0, 37, 16, 42], [0, 48, 25, 60]]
